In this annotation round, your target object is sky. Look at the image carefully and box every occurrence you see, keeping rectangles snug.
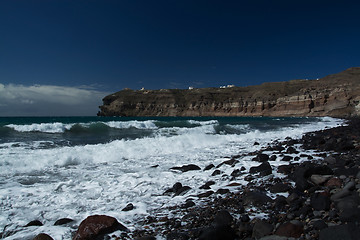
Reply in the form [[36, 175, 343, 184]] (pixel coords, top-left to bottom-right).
[[1, 0, 360, 116]]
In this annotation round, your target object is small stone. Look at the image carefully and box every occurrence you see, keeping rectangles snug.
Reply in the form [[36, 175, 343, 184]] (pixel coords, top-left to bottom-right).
[[54, 218, 74, 225], [310, 174, 332, 185], [170, 164, 201, 172], [204, 164, 215, 171], [174, 186, 192, 196], [270, 183, 291, 193], [122, 203, 134, 211], [249, 162, 272, 176], [324, 156, 337, 165], [33, 233, 54, 240], [25, 220, 43, 227], [325, 177, 342, 188], [275, 222, 304, 238], [212, 170, 221, 176], [282, 156, 293, 161]]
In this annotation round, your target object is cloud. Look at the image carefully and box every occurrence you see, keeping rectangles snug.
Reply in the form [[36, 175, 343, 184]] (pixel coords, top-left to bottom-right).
[[0, 84, 110, 116]]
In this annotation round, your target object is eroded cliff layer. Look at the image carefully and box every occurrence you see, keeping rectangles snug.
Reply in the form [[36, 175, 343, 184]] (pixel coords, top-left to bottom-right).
[[98, 67, 360, 117]]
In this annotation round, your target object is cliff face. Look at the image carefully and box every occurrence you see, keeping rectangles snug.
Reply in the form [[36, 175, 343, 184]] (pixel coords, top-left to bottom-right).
[[98, 67, 360, 117]]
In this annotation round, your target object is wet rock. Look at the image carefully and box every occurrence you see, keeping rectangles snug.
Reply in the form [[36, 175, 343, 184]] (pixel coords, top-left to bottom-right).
[[198, 191, 214, 198], [217, 158, 239, 168], [73, 215, 128, 240], [230, 169, 243, 178], [33, 233, 54, 240], [274, 221, 304, 238], [212, 170, 222, 176], [199, 211, 236, 240], [135, 236, 156, 240], [167, 232, 189, 240], [213, 210, 233, 227], [270, 183, 291, 193], [252, 220, 274, 239], [174, 186, 192, 196], [310, 174, 332, 185], [171, 164, 201, 172], [54, 218, 74, 225], [330, 181, 355, 201], [240, 214, 250, 222], [122, 203, 134, 211], [273, 196, 288, 211], [312, 220, 328, 230], [253, 153, 270, 162], [310, 193, 331, 211], [269, 155, 277, 161], [324, 155, 337, 165], [181, 200, 195, 209], [25, 220, 43, 227], [259, 236, 288, 240], [336, 194, 360, 222], [286, 146, 298, 154], [243, 191, 272, 207], [200, 181, 216, 189], [281, 155, 293, 161], [249, 162, 272, 176], [198, 225, 236, 240], [216, 188, 230, 194], [319, 223, 360, 240], [325, 177, 342, 188], [204, 164, 215, 171], [277, 164, 293, 174], [286, 192, 300, 203], [164, 182, 183, 195]]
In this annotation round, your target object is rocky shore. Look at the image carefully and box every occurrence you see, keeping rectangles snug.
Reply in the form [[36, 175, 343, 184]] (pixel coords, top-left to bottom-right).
[[27, 118, 360, 239]]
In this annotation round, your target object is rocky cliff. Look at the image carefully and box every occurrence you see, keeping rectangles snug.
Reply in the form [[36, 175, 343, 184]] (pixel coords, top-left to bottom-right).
[[98, 67, 360, 117]]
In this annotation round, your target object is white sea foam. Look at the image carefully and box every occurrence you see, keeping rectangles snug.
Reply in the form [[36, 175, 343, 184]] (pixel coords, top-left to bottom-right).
[[0, 117, 345, 239], [5, 120, 159, 134], [6, 122, 74, 133], [105, 120, 158, 129]]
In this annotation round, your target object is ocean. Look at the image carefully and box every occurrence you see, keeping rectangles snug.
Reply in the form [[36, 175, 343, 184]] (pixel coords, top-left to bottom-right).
[[0, 116, 344, 239]]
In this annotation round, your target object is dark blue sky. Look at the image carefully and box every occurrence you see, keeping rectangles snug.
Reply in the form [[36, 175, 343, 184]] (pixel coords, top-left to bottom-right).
[[0, 0, 360, 116]]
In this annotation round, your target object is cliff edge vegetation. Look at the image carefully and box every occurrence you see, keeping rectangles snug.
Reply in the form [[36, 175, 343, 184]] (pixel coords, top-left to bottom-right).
[[98, 67, 360, 117]]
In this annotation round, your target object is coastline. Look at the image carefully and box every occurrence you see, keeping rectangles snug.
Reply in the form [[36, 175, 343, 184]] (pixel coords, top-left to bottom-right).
[[5, 117, 360, 240]]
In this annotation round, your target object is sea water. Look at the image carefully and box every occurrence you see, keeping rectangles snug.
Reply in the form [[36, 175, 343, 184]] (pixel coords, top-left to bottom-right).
[[0, 116, 344, 239]]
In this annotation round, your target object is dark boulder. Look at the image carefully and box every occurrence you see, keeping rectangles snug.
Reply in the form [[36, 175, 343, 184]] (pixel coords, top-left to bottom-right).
[[170, 164, 201, 172], [249, 162, 272, 176], [33, 233, 54, 240], [274, 222, 304, 238], [253, 153, 269, 162], [166, 232, 189, 240], [204, 164, 215, 171], [243, 191, 272, 207], [310, 193, 331, 211], [73, 215, 128, 240], [122, 203, 134, 211], [270, 183, 291, 193], [25, 220, 43, 227], [319, 223, 360, 240], [174, 186, 192, 196], [252, 220, 274, 239], [54, 218, 74, 225]]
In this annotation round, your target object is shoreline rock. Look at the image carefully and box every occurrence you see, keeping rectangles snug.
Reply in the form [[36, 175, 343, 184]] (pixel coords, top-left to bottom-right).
[[23, 117, 360, 240]]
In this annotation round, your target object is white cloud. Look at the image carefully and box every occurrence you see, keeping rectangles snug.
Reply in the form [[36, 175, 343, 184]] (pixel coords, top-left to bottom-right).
[[0, 83, 110, 116]]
